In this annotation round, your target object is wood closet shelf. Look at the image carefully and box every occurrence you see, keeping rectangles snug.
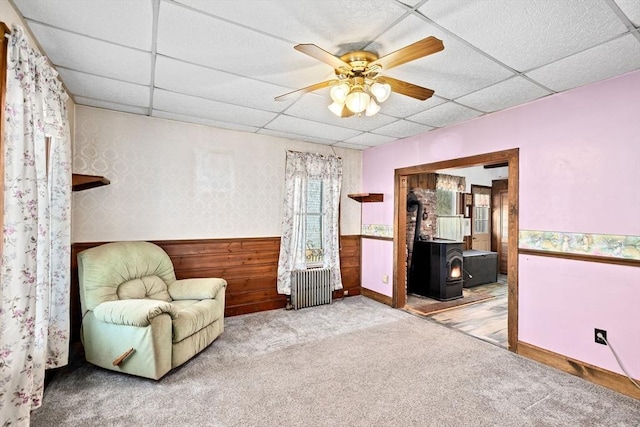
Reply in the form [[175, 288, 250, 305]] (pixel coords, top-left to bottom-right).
[[72, 174, 110, 191], [348, 193, 383, 203]]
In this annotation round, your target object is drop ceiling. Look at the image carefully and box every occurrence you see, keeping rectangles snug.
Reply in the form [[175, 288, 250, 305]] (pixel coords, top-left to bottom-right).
[[10, 0, 640, 150]]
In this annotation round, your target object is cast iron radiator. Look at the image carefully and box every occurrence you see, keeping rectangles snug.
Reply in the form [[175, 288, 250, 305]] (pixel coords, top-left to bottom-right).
[[291, 268, 332, 310]]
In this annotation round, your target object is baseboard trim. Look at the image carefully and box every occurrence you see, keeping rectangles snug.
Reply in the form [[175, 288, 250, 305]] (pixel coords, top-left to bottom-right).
[[518, 341, 640, 400], [361, 287, 393, 306]]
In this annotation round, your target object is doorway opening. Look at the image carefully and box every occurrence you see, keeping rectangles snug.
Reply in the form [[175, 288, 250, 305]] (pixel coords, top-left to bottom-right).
[[393, 149, 519, 352]]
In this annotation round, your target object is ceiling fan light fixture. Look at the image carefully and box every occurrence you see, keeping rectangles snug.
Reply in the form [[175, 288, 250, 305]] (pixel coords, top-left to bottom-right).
[[345, 89, 370, 114], [330, 83, 350, 103], [276, 36, 443, 118], [371, 82, 391, 103], [365, 98, 380, 116], [328, 101, 346, 117]]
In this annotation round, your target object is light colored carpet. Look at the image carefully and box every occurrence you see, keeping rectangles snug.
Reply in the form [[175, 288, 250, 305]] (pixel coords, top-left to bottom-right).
[[32, 296, 639, 426]]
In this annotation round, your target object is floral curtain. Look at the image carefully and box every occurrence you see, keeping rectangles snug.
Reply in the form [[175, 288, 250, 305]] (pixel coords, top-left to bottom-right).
[[436, 173, 466, 192], [277, 151, 343, 295], [1, 26, 71, 424]]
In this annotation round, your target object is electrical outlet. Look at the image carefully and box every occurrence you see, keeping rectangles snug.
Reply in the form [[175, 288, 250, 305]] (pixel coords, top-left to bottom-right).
[[382, 274, 389, 284], [343, 290, 349, 296], [595, 328, 607, 345]]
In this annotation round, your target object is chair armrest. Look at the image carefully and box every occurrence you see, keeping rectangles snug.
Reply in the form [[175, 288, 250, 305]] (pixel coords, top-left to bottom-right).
[[93, 299, 178, 327], [168, 278, 227, 300]]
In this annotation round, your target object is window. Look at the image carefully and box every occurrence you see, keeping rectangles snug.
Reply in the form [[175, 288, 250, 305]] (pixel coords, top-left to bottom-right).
[[305, 179, 323, 266], [277, 151, 342, 296], [436, 189, 458, 216], [473, 193, 490, 234]]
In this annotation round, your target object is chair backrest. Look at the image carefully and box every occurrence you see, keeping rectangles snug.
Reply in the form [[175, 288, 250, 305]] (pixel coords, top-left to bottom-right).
[[78, 241, 177, 315]]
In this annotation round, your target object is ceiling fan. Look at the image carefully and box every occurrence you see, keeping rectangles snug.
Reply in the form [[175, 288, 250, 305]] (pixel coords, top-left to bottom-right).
[[275, 36, 444, 118]]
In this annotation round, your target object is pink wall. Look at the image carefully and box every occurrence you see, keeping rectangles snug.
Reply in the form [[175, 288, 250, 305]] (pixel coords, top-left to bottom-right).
[[519, 255, 640, 375], [361, 238, 394, 296], [361, 71, 640, 377]]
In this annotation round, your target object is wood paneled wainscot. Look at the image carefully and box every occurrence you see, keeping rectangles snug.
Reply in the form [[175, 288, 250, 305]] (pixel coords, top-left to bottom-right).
[[70, 236, 361, 342]]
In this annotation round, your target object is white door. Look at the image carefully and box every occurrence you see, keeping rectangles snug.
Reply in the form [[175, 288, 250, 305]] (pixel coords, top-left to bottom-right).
[[472, 186, 491, 251]]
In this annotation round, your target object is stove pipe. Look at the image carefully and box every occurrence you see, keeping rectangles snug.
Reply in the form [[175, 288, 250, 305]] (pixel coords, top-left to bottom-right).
[[407, 191, 423, 243]]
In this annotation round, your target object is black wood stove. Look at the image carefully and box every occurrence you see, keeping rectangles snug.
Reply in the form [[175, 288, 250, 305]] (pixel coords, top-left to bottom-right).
[[409, 240, 464, 301]]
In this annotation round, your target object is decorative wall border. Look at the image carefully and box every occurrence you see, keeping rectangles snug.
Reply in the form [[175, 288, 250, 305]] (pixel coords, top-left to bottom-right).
[[519, 230, 640, 261], [360, 227, 640, 264], [362, 224, 393, 239]]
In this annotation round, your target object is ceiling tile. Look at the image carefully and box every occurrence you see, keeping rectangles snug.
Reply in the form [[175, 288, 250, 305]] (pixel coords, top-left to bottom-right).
[[420, 0, 628, 71], [27, 22, 151, 85], [615, 0, 640, 26], [407, 102, 482, 128], [13, 0, 153, 50], [379, 94, 446, 118], [398, 0, 424, 6], [174, 0, 407, 49], [374, 15, 514, 100], [152, 110, 259, 133], [371, 119, 433, 138], [156, 1, 329, 89], [282, 93, 398, 132], [343, 133, 398, 146], [265, 115, 362, 141], [9, 0, 639, 147], [74, 97, 149, 116], [525, 34, 640, 92], [456, 77, 551, 113], [153, 89, 277, 128], [154, 56, 293, 112], [58, 69, 150, 107], [257, 129, 336, 146]]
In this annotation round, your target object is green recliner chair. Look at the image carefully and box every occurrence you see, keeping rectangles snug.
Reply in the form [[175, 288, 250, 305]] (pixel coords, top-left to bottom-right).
[[77, 241, 226, 380]]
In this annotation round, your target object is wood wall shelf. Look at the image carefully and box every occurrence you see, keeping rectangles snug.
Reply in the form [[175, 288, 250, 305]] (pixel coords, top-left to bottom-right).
[[72, 174, 110, 191], [348, 193, 383, 203]]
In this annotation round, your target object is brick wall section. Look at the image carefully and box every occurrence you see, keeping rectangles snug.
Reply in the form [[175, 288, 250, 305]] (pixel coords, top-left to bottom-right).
[[406, 188, 437, 278]]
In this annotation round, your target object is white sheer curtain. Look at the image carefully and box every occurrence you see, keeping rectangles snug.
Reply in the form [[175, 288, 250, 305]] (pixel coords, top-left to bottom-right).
[[436, 216, 464, 242], [1, 26, 71, 424], [277, 151, 343, 295]]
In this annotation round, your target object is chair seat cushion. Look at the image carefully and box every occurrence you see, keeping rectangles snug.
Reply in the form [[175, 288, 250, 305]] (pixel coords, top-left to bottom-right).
[[171, 299, 223, 343]]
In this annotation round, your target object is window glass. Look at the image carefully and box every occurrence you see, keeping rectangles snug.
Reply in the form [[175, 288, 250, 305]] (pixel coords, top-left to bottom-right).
[[473, 193, 490, 234], [436, 189, 457, 216], [305, 179, 323, 265]]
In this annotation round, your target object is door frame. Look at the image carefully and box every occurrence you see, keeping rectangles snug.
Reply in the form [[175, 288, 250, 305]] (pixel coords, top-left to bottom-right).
[[492, 179, 509, 274], [393, 148, 519, 352]]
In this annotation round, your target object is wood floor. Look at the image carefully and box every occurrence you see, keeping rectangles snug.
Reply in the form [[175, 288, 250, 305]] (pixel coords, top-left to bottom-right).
[[406, 275, 508, 347]]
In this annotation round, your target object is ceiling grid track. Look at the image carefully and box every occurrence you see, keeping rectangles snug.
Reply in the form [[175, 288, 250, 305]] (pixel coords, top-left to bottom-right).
[[148, 0, 161, 116]]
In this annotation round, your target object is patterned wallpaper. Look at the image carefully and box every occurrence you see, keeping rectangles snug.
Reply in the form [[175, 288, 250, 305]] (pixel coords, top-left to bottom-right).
[[72, 106, 362, 242]]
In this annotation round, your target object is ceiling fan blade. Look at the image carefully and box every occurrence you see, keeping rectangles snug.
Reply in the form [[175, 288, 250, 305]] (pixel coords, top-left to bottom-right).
[[294, 44, 352, 70], [378, 76, 435, 101], [274, 80, 337, 101], [369, 36, 444, 71]]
